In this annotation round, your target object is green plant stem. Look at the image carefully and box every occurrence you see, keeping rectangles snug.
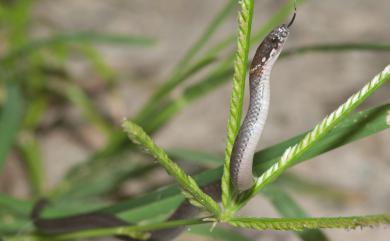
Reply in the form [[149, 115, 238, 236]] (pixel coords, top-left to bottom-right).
[[221, 0, 254, 212], [228, 214, 390, 231]]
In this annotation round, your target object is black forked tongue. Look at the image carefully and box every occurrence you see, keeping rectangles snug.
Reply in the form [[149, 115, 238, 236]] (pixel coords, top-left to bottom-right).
[[287, 7, 297, 28]]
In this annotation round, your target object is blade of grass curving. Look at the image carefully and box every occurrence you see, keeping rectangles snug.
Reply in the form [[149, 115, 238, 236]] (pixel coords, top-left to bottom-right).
[[168, 148, 222, 167], [51, 151, 150, 199], [48, 80, 114, 138], [37, 218, 208, 241], [0, 194, 31, 216], [263, 187, 328, 241], [18, 132, 45, 196], [0, 32, 155, 64], [118, 195, 183, 223], [0, 84, 24, 170], [282, 42, 390, 58], [228, 214, 390, 230], [172, 0, 236, 71], [136, 0, 236, 120], [276, 174, 350, 204], [189, 224, 254, 241], [77, 45, 117, 86], [221, 0, 254, 210], [103, 102, 390, 217], [238, 65, 390, 207], [122, 120, 221, 217], [143, 59, 233, 132]]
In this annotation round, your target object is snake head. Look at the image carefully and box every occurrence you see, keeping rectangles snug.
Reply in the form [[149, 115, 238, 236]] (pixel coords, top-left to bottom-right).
[[249, 25, 290, 77]]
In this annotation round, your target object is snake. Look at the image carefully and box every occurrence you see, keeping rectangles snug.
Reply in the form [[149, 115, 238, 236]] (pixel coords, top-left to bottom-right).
[[31, 10, 295, 241]]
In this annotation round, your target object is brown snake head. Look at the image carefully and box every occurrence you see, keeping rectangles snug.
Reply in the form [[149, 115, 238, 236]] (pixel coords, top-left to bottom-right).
[[249, 24, 290, 79]]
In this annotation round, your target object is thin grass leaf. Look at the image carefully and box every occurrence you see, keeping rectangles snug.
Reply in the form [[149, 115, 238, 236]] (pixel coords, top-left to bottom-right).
[[189, 224, 254, 241], [263, 187, 328, 241], [49, 80, 114, 138], [102, 102, 390, 217], [18, 132, 45, 196], [136, 0, 236, 120], [77, 45, 117, 85], [238, 65, 390, 207], [228, 214, 390, 231], [50, 151, 150, 199], [22, 96, 47, 130], [0, 32, 155, 63], [0, 194, 31, 216], [41, 218, 207, 241], [118, 195, 183, 223], [276, 174, 350, 204], [282, 42, 390, 58], [143, 59, 233, 132], [0, 84, 24, 170], [168, 149, 222, 167], [173, 0, 236, 71], [122, 120, 221, 217], [221, 0, 255, 210]]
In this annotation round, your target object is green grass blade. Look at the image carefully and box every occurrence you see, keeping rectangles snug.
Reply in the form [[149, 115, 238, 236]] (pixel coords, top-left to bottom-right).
[[0, 84, 24, 170], [39, 218, 207, 241], [136, 0, 236, 119], [282, 42, 390, 57], [168, 149, 222, 167], [77, 45, 116, 85], [0, 194, 31, 216], [143, 60, 233, 132], [173, 0, 236, 71], [0, 32, 155, 63], [49, 81, 114, 138], [263, 187, 328, 241], [18, 132, 45, 196], [221, 0, 254, 210], [238, 65, 390, 206], [189, 224, 254, 241], [228, 214, 390, 230], [122, 120, 221, 217], [276, 174, 349, 204]]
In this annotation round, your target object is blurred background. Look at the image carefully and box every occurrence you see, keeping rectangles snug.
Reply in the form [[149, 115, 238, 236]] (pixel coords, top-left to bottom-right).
[[0, 0, 389, 240]]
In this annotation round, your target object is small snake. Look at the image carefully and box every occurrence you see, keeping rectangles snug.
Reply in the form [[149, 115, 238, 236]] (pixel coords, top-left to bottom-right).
[[230, 12, 295, 193], [31, 10, 295, 241]]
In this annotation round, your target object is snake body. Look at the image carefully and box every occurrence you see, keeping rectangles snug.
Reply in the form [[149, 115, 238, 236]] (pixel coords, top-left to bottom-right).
[[31, 15, 293, 241], [230, 24, 291, 192]]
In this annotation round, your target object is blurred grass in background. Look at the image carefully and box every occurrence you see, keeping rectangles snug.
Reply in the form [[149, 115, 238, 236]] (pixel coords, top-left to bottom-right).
[[0, 0, 389, 240]]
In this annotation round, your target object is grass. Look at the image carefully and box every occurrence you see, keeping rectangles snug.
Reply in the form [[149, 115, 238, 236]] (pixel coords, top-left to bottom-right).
[[0, 0, 389, 241]]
